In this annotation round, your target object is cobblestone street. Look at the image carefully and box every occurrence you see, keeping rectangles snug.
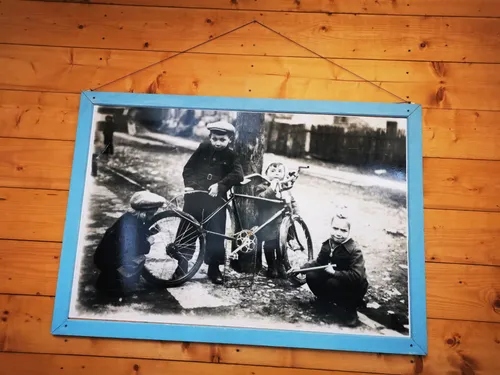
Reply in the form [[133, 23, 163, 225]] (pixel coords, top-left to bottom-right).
[[73, 134, 409, 336]]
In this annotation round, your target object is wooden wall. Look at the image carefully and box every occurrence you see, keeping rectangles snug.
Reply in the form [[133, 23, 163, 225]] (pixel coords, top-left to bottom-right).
[[0, 0, 499, 373]]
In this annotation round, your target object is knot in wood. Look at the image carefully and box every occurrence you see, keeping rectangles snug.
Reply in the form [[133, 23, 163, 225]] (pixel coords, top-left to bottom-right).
[[493, 299, 500, 312], [435, 86, 446, 103]]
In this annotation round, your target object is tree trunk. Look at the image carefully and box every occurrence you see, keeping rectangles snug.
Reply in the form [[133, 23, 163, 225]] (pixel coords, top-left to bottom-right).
[[232, 112, 266, 272]]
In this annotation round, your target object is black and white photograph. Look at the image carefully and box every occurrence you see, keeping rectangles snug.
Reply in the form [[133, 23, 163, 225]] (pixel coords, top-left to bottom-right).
[[69, 104, 409, 337]]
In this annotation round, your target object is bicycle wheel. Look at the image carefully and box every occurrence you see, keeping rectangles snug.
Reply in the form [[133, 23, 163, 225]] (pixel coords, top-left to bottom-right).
[[142, 210, 206, 288], [279, 215, 314, 286]]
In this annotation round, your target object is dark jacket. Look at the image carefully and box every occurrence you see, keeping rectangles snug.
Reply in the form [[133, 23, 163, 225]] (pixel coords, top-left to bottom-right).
[[94, 212, 151, 271], [305, 238, 368, 287], [183, 141, 244, 194], [102, 121, 115, 138]]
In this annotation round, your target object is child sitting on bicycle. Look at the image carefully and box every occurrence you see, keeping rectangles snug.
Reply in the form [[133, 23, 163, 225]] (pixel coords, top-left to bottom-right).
[[255, 162, 300, 279]]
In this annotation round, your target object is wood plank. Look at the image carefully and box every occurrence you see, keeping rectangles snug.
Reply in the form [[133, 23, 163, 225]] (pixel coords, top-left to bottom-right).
[[3, 90, 500, 161], [1, 44, 500, 110], [1, 1, 500, 63], [0, 138, 74, 190], [1, 294, 499, 374], [0, 188, 67, 242], [0, 352, 369, 375], [2, 142, 500, 210], [1, 240, 498, 323], [0, 44, 175, 94], [426, 263, 500, 322], [425, 210, 500, 266], [424, 318, 500, 375], [0, 294, 413, 374], [0, 240, 60, 296], [423, 109, 500, 160], [29, 0, 500, 18], [423, 158, 500, 212], [0, 90, 79, 141]]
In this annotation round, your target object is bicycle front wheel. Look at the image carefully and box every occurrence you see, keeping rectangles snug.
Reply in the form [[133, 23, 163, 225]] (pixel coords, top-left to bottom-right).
[[279, 215, 314, 286], [143, 210, 206, 288]]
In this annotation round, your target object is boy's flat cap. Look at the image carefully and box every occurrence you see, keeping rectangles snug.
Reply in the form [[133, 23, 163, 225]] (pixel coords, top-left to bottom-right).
[[130, 190, 166, 211], [206, 120, 235, 134]]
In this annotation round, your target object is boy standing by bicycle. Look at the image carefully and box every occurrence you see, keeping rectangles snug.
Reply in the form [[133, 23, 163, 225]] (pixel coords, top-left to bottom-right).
[[173, 120, 244, 284]]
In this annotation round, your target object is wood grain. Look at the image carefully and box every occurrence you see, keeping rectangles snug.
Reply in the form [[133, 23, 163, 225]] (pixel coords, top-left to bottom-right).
[[2, 90, 500, 161], [1, 1, 500, 63], [423, 158, 500, 212], [0, 188, 67, 242], [29, 0, 500, 17], [1, 294, 499, 374], [0, 295, 414, 374], [0, 240, 60, 296], [426, 263, 500, 322], [1, 240, 498, 323], [425, 209, 500, 266], [0, 352, 372, 375], [423, 109, 500, 160], [2, 44, 500, 110], [0, 138, 74, 190], [424, 318, 500, 375], [0, 90, 79, 141]]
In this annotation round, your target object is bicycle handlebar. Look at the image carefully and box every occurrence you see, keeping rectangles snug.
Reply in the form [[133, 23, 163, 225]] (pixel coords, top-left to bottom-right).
[[169, 165, 311, 204], [279, 165, 310, 187]]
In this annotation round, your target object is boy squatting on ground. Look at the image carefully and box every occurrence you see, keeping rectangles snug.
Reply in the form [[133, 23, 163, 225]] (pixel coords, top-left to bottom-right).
[[290, 213, 369, 327], [172, 120, 244, 285], [255, 162, 300, 278], [93, 191, 166, 297]]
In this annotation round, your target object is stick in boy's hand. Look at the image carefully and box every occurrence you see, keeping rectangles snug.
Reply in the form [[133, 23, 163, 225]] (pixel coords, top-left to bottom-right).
[[287, 264, 338, 275]]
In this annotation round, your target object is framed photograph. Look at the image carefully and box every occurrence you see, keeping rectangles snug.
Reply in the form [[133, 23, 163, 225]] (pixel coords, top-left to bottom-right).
[[52, 91, 426, 355]]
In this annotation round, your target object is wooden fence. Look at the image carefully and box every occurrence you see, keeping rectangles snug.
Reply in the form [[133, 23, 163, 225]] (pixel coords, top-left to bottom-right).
[[265, 122, 307, 158], [265, 122, 406, 168]]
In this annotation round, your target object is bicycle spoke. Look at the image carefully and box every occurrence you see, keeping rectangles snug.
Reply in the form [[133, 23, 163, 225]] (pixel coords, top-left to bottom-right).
[[174, 230, 202, 246], [143, 211, 207, 286], [176, 221, 193, 243], [174, 242, 199, 252]]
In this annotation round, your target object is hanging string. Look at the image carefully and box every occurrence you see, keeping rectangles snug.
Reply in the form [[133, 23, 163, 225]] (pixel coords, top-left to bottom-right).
[[92, 20, 410, 103], [91, 20, 256, 91], [254, 21, 409, 104]]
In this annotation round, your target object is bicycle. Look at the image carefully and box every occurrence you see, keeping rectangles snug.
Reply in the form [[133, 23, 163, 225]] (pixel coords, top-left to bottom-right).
[[142, 166, 314, 288]]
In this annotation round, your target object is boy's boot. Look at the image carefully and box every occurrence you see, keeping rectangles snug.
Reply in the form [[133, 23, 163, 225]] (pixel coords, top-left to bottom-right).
[[208, 264, 223, 285], [264, 244, 278, 278]]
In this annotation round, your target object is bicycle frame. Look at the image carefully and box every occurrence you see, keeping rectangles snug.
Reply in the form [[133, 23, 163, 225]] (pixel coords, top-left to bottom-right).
[[168, 190, 287, 242], [166, 167, 309, 253]]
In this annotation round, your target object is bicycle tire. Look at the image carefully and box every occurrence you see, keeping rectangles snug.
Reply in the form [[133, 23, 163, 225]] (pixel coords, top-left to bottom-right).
[[142, 210, 206, 288], [279, 215, 314, 286]]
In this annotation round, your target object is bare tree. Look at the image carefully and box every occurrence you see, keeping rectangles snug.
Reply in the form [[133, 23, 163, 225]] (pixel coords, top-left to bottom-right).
[[232, 111, 266, 272]]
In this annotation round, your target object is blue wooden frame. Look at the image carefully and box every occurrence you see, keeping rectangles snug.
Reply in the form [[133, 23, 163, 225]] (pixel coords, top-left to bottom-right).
[[51, 91, 427, 356]]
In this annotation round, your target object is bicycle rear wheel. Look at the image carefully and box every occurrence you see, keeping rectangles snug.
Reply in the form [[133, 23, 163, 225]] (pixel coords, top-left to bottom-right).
[[279, 215, 314, 286], [142, 210, 205, 288]]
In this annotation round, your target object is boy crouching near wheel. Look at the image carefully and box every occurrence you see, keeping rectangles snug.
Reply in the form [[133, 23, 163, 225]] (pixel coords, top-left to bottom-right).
[[93, 191, 166, 297], [255, 162, 300, 279], [290, 213, 369, 327]]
